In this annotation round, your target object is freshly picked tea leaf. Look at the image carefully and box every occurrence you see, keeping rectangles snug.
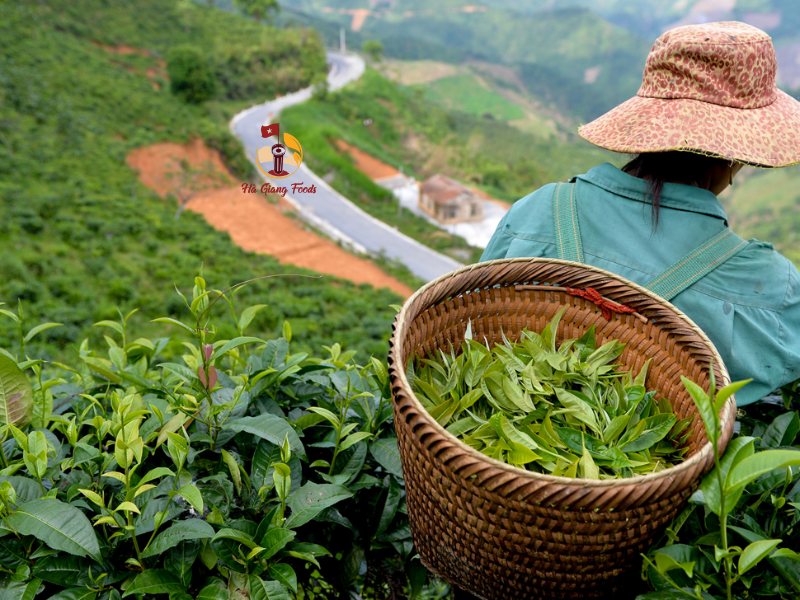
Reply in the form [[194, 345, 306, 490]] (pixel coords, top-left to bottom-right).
[[412, 308, 690, 480]]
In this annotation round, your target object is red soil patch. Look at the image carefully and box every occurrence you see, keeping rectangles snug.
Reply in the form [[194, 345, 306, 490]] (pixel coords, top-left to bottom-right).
[[335, 139, 510, 209], [127, 140, 412, 297], [335, 139, 400, 180], [92, 42, 148, 56], [347, 8, 371, 31], [128, 138, 232, 195], [92, 41, 166, 88], [91, 42, 166, 66]]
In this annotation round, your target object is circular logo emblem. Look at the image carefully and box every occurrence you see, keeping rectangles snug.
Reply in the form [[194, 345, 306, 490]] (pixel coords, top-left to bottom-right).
[[257, 132, 303, 179]]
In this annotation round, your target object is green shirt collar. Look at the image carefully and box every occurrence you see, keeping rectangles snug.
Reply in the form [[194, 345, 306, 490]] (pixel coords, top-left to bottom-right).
[[575, 163, 729, 224]]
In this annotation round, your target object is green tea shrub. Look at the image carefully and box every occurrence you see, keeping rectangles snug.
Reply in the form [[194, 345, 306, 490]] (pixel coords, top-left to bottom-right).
[[233, 0, 279, 24], [0, 274, 427, 598], [167, 46, 217, 104], [639, 381, 800, 600]]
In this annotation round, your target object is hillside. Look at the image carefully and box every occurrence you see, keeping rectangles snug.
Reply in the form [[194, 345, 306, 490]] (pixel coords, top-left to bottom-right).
[[281, 0, 800, 115], [279, 67, 618, 264], [723, 165, 800, 265], [280, 1, 650, 122], [368, 7, 648, 122], [0, 1, 401, 361], [379, 59, 573, 140]]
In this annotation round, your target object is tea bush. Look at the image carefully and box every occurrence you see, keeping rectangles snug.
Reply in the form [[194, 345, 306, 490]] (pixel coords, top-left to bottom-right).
[[639, 382, 800, 600], [0, 273, 428, 599], [4, 273, 800, 600]]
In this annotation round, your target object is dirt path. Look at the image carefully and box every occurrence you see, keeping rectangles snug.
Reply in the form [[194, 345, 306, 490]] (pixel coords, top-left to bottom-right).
[[127, 140, 413, 297]]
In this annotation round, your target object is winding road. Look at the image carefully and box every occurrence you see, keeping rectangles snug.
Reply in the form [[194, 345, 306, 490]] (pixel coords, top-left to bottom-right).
[[230, 53, 463, 282]]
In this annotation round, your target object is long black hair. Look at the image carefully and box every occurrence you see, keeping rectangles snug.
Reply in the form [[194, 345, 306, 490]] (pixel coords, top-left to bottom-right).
[[622, 151, 727, 230]]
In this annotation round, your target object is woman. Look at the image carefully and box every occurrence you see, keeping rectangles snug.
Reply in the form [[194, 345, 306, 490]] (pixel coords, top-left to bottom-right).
[[481, 21, 800, 406]]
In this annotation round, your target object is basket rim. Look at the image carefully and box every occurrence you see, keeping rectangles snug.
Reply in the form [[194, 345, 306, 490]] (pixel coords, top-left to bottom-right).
[[391, 257, 737, 490]]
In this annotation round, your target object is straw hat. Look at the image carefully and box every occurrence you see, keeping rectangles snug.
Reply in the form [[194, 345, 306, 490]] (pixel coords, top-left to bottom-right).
[[579, 22, 800, 168]]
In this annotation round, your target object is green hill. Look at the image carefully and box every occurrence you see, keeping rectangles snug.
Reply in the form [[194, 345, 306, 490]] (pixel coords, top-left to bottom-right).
[[723, 166, 800, 265], [360, 7, 649, 121], [279, 1, 650, 122], [0, 0, 400, 361], [280, 0, 800, 115], [421, 74, 525, 121], [280, 67, 618, 264]]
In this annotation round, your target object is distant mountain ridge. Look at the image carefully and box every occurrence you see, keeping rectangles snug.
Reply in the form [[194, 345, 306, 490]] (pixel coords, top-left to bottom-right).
[[272, 0, 800, 264], [279, 1, 650, 122], [278, 0, 800, 116]]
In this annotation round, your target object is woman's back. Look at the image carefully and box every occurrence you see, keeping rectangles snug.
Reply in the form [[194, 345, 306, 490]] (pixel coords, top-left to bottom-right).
[[481, 163, 800, 405]]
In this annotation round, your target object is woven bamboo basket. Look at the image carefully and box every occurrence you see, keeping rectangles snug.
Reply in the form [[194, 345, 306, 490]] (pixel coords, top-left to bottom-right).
[[388, 258, 737, 600]]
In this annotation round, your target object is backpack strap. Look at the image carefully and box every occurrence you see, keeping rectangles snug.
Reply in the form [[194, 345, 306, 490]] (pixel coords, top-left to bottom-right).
[[551, 180, 747, 302], [552, 182, 584, 263], [645, 229, 749, 301]]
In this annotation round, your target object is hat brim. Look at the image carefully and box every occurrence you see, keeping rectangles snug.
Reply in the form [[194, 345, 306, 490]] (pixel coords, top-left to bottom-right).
[[578, 90, 800, 168]]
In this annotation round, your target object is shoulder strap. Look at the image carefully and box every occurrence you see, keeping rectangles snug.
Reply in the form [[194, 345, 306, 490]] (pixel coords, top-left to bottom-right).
[[552, 182, 584, 263], [551, 181, 746, 301], [645, 229, 749, 301]]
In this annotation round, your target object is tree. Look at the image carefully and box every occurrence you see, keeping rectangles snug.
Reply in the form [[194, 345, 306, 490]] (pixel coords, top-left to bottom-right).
[[233, 0, 279, 24], [363, 40, 384, 62], [167, 45, 216, 104]]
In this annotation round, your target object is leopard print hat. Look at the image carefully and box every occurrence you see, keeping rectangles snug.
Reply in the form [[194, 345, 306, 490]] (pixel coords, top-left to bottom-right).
[[579, 21, 800, 168]]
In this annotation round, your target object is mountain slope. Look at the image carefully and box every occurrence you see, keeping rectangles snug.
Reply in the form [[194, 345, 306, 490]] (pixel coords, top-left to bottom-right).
[[0, 0, 399, 360], [279, 67, 618, 266], [724, 166, 800, 265], [279, 1, 650, 122]]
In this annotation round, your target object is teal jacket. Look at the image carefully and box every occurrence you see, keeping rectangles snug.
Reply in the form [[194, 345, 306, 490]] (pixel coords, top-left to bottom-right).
[[481, 163, 800, 406]]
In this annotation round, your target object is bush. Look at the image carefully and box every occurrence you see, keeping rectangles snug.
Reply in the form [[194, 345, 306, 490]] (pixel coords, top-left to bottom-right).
[[167, 46, 216, 104], [0, 274, 430, 598], [212, 36, 327, 102], [4, 272, 800, 600], [639, 385, 800, 600]]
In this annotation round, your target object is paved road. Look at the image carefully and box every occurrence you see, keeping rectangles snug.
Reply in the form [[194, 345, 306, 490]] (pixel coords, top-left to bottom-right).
[[230, 52, 463, 282]]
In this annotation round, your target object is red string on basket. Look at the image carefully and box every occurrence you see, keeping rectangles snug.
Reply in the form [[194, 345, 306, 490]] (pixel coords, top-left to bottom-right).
[[565, 286, 637, 321]]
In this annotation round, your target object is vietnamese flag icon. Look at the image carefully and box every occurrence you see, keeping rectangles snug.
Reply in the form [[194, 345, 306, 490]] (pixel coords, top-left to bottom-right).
[[261, 123, 279, 138]]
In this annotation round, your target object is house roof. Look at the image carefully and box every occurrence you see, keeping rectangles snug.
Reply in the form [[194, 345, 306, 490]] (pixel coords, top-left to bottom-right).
[[420, 174, 472, 205]]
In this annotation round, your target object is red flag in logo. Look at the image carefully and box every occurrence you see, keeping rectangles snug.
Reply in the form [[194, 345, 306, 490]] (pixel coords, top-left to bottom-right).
[[261, 123, 279, 138]]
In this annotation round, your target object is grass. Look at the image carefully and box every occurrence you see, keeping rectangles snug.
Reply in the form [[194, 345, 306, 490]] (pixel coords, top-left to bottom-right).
[[420, 74, 525, 121]]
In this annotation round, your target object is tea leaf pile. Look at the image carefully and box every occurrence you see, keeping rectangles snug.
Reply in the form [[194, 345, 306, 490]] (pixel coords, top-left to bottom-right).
[[410, 308, 692, 479]]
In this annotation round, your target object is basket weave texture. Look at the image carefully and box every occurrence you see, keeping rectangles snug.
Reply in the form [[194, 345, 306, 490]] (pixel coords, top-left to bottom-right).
[[388, 259, 737, 600]]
